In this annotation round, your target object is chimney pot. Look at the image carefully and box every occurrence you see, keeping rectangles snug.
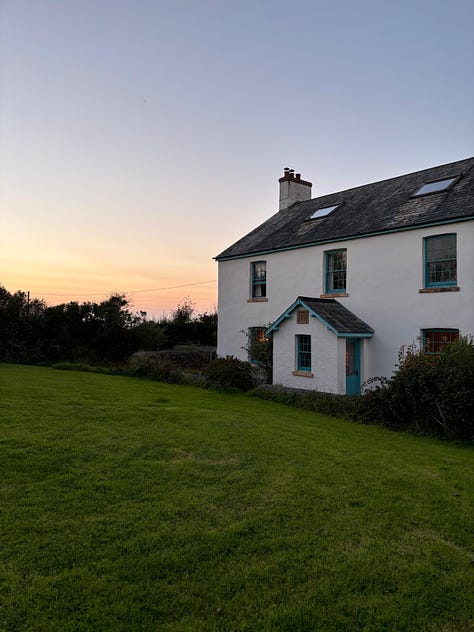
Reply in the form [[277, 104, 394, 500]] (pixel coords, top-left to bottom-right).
[[296, 173, 301, 180]]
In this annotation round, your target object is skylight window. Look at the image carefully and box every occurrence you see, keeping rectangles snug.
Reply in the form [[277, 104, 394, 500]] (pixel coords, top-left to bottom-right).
[[413, 177, 458, 197], [309, 204, 339, 219]]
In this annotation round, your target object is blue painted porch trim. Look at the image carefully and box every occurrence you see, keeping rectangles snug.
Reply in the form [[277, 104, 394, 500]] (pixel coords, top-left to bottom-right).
[[337, 332, 373, 338], [266, 298, 308, 335]]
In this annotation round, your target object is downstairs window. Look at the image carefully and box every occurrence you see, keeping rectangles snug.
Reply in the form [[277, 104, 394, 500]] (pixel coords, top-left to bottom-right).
[[248, 327, 267, 364], [422, 329, 459, 354], [296, 335, 312, 371]]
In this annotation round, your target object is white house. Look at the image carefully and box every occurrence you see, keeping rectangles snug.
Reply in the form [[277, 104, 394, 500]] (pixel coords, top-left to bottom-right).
[[215, 158, 474, 394]]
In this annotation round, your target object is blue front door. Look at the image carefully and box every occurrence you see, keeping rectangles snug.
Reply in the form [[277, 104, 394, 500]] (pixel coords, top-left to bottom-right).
[[346, 339, 361, 395]]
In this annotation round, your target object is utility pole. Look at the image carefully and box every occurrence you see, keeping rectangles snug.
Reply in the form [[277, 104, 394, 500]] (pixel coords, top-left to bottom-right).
[[26, 291, 30, 318]]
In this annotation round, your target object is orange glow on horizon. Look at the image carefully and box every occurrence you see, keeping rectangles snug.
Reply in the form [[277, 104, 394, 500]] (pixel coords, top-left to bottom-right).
[[1, 256, 218, 318], [1, 281, 218, 318]]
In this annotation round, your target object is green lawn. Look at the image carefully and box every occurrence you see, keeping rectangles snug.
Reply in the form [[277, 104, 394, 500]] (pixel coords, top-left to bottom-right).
[[1, 365, 473, 631]]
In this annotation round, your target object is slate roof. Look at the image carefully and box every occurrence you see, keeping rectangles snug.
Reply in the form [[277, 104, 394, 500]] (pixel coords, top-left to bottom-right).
[[216, 157, 474, 260], [267, 297, 375, 336]]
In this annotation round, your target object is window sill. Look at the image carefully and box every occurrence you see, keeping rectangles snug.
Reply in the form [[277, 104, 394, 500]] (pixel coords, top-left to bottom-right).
[[247, 298, 268, 302], [292, 370, 313, 378], [320, 293, 349, 298], [418, 286, 460, 293]]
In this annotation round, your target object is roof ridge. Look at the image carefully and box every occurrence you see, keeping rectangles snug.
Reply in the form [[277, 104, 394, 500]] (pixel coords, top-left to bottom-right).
[[294, 156, 474, 207], [456, 159, 474, 183], [299, 295, 336, 303]]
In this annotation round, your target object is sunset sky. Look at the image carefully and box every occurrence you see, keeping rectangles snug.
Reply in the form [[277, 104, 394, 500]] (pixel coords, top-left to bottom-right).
[[1, 0, 473, 317]]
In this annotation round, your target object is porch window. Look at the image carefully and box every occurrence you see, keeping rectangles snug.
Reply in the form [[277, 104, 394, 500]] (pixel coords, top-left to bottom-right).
[[325, 249, 347, 293], [251, 261, 267, 298], [424, 234, 456, 287], [296, 335, 311, 371], [422, 329, 459, 354]]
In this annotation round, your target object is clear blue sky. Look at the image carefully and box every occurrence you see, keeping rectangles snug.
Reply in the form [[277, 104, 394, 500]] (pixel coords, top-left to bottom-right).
[[1, 0, 473, 315]]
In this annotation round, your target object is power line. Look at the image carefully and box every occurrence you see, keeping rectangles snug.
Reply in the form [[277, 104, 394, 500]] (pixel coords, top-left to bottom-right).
[[31, 279, 216, 298]]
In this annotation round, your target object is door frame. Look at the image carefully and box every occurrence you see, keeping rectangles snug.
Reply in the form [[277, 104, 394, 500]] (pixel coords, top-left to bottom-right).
[[345, 338, 361, 395]]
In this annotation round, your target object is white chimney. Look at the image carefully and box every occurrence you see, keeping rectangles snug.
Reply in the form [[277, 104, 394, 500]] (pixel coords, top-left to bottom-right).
[[279, 167, 312, 211]]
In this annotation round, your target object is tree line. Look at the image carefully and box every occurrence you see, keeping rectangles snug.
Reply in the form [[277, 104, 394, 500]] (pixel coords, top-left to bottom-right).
[[0, 285, 217, 365]]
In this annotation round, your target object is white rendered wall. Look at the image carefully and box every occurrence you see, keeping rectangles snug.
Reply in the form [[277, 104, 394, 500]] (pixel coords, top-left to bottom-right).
[[217, 220, 474, 383], [272, 324, 370, 393], [272, 315, 339, 392]]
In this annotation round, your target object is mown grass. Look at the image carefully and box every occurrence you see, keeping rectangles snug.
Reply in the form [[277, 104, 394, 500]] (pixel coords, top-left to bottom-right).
[[0, 364, 473, 631]]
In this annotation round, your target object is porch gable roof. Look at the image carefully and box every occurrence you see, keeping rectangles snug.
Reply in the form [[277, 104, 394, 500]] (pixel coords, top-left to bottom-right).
[[266, 296, 375, 338]]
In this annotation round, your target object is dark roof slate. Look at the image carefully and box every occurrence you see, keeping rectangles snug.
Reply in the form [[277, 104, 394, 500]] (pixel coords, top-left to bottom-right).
[[216, 157, 474, 260], [267, 296, 374, 336], [298, 297, 375, 335]]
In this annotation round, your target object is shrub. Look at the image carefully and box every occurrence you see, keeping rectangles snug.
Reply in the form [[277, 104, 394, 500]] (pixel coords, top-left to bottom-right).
[[435, 337, 474, 438], [127, 354, 187, 384], [252, 384, 363, 420], [131, 349, 209, 371], [252, 337, 473, 442], [204, 357, 255, 391], [52, 362, 126, 375], [362, 336, 474, 440]]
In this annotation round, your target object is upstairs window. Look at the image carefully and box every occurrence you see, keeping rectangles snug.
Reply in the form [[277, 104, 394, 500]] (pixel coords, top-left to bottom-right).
[[424, 234, 456, 287], [422, 329, 459, 354], [325, 249, 347, 293], [251, 261, 266, 298], [413, 176, 458, 197], [296, 335, 312, 371]]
